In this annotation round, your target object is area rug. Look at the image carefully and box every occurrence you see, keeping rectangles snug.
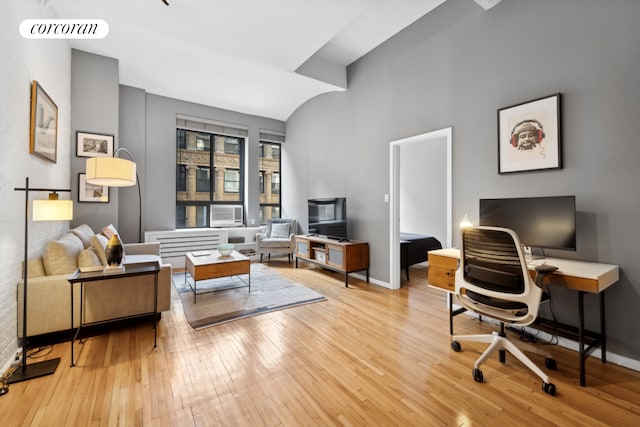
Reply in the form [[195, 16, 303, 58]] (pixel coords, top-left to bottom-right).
[[173, 263, 326, 330]]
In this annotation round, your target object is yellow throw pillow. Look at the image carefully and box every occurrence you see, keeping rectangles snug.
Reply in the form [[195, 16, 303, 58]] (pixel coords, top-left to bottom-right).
[[78, 248, 104, 269], [90, 234, 109, 266]]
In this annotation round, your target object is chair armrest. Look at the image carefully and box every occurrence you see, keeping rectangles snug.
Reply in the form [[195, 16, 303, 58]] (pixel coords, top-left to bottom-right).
[[534, 264, 558, 288], [124, 242, 160, 256], [256, 232, 267, 243]]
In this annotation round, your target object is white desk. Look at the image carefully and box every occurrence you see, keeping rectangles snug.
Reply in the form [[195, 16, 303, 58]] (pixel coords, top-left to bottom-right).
[[427, 248, 620, 387]]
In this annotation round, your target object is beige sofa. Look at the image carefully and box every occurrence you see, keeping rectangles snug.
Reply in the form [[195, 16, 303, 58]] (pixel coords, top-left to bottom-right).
[[18, 224, 171, 337]]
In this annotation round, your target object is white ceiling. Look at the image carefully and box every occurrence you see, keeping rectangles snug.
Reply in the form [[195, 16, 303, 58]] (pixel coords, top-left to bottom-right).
[[47, 0, 448, 121]]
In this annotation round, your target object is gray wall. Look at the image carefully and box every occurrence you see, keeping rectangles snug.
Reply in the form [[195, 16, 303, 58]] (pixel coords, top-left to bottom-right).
[[70, 50, 120, 234], [119, 89, 286, 235], [285, 0, 640, 361]]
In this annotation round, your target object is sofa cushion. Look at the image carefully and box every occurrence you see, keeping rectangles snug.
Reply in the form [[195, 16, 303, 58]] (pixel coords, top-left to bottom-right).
[[90, 234, 109, 266], [43, 233, 84, 275], [270, 222, 290, 238], [259, 238, 291, 248], [78, 248, 104, 269], [69, 224, 95, 248]]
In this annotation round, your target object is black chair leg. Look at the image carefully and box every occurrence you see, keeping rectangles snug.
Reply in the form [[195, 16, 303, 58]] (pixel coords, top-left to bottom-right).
[[260, 254, 263, 263]]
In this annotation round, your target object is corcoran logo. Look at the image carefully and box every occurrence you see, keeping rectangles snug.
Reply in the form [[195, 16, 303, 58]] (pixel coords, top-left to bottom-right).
[[20, 19, 109, 39]]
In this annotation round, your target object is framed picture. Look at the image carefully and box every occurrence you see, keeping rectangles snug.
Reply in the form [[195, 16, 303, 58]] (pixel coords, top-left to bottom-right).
[[497, 93, 561, 174], [29, 81, 58, 163], [76, 131, 114, 157], [78, 173, 109, 203]]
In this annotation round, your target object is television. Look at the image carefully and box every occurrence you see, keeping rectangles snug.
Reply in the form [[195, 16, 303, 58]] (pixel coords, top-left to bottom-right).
[[479, 195, 576, 251], [308, 197, 347, 239]]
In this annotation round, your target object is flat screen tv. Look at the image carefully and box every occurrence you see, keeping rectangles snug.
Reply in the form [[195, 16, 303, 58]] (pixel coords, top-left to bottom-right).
[[479, 195, 576, 251], [308, 197, 347, 239]]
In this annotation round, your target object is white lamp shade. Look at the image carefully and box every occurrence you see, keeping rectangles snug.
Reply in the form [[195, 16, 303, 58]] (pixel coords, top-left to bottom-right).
[[86, 157, 136, 187], [33, 199, 73, 221]]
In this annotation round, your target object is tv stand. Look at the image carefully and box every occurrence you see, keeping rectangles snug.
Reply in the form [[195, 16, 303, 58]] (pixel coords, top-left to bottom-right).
[[294, 235, 369, 287]]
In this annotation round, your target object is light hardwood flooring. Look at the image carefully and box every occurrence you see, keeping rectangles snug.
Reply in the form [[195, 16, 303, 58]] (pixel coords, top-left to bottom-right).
[[2, 261, 640, 426]]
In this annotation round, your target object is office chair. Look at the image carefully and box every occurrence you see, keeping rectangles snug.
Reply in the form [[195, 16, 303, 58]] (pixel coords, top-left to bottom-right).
[[451, 226, 558, 396]]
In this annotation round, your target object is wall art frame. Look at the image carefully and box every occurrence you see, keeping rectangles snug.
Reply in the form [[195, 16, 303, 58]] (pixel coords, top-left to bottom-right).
[[497, 93, 562, 174], [76, 131, 114, 158], [78, 173, 109, 203], [29, 81, 58, 163]]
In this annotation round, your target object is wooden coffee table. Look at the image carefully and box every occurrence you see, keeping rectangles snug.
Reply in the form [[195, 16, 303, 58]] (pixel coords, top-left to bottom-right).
[[185, 250, 251, 303]]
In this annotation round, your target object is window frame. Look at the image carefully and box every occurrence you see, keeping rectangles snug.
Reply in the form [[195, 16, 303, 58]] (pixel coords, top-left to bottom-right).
[[176, 128, 245, 228], [258, 141, 282, 225]]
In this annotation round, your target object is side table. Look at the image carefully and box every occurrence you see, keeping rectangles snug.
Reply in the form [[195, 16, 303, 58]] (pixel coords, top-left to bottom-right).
[[67, 261, 160, 367]]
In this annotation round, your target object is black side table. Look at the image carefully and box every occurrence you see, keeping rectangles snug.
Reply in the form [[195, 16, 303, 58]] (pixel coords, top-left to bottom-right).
[[67, 261, 160, 367]]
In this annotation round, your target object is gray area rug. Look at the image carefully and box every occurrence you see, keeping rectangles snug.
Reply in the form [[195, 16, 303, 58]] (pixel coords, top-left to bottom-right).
[[173, 263, 326, 330]]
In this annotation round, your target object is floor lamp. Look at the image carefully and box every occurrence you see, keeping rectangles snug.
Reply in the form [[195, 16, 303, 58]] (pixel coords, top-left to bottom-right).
[[7, 177, 72, 385], [85, 148, 141, 242]]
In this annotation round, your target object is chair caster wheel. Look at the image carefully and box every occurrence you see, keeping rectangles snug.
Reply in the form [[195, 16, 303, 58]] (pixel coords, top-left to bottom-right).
[[545, 357, 557, 370], [542, 382, 557, 396], [451, 341, 461, 352], [472, 368, 484, 383]]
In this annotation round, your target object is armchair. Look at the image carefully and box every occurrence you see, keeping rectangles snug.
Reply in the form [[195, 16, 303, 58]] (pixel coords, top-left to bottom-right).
[[256, 218, 296, 263], [451, 226, 558, 395]]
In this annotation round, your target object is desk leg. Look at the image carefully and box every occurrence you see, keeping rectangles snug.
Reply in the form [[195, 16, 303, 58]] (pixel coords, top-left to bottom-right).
[[449, 295, 454, 336], [154, 271, 158, 348], [600, 291, 607, 363], [579, 290, 586, 387], [70, 282, 74, 367]]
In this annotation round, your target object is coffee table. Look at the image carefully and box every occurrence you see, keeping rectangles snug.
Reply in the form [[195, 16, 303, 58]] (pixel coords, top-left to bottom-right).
[[185, 250, 251, 303]]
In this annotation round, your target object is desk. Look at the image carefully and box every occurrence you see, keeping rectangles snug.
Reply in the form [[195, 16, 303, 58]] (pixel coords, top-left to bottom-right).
[[427, 248, 619, 386], [68, 261, 160, 367]]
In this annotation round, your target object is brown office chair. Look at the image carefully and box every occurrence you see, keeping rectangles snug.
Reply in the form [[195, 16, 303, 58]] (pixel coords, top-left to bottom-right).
[[451, 226, 558, 396]]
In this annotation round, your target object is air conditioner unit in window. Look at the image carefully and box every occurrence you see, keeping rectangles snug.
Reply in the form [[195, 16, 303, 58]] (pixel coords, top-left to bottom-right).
[[210, 205, 244, 227]]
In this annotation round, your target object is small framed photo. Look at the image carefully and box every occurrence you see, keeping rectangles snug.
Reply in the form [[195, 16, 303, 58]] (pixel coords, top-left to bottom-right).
[[78, 173, 109, 203], [497, 93, 561, 174], [29, 81, 58, 163], [76, 131, 114, 158]]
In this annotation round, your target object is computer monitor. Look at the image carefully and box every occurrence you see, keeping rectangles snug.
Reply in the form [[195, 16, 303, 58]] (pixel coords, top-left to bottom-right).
[[479, 196, 576, 251]]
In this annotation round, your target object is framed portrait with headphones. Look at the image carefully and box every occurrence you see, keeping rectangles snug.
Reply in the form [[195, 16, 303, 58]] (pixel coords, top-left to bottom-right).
[[498, 93, 561, 174]]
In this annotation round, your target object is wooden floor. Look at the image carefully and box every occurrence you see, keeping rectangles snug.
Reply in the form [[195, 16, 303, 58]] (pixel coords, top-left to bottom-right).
[[2, 262, 640, 426]]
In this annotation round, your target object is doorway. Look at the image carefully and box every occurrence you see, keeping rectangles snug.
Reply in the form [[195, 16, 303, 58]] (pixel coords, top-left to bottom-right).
[[389, 127, 452, 290]]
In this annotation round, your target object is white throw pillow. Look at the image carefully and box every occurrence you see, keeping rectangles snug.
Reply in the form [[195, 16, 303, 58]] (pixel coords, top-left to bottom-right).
[[270, 223, 290, 238], [43, 233, 83, 275]]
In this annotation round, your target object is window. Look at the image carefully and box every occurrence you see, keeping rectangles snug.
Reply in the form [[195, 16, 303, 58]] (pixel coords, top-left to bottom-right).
[[259, 141, 281, 225], [176, 129, 244, 228], [224, 169, 240, 193]]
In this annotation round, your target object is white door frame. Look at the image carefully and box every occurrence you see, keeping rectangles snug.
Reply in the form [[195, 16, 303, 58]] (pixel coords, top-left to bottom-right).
[[389, 127, 452, 290]]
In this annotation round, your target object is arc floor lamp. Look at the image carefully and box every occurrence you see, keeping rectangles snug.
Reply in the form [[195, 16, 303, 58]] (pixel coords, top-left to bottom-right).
[[6, 177, 72, 385], [85, 147, 141, 242]]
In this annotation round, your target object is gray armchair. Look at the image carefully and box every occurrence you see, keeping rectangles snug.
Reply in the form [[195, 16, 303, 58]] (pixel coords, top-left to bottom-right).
[[256, 218, 297, 263]]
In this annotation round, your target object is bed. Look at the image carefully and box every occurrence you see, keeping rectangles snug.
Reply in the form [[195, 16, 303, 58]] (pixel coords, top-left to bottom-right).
[[400, 232, 443, 280]]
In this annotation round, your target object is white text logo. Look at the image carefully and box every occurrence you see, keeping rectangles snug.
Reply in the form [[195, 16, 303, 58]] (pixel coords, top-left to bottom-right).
[[20, 19, 109, 39]]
